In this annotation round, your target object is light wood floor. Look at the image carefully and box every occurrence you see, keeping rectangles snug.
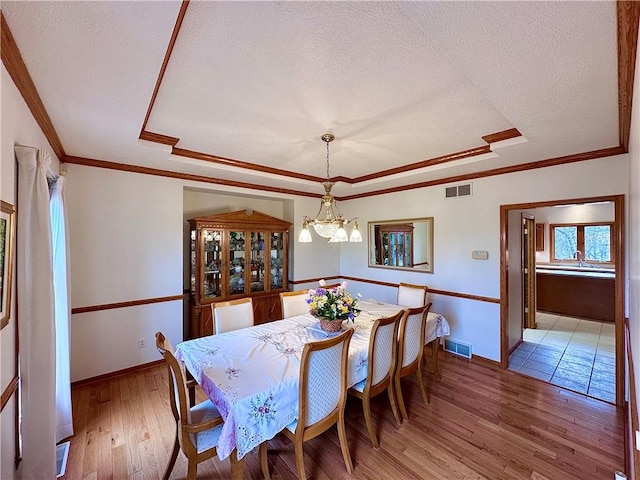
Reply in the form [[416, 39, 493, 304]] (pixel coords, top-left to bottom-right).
[[62, 350, 625, 479]]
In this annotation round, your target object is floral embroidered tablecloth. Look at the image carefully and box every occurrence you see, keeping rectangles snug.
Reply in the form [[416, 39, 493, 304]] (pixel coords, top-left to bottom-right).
[[175, 302, 400, 460]]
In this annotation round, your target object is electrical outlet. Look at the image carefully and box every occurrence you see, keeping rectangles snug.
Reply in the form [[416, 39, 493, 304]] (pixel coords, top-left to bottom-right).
[[138, 338, 146, 349]]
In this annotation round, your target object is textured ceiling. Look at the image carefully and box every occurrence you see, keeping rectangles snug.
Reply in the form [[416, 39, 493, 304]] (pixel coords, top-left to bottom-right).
[[1, 1, 620, 198]]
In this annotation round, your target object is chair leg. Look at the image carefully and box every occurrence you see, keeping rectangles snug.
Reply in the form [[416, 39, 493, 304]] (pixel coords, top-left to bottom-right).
[[395, 375, 408, 422], [294, 437, 306, 480], [259, 442, 270, 480], [361, 396, 378, 448], [387, 384, 402, 425], [431, 339, 442, 379], [337, 414, 354, 473], [187, 460, 197, 480], [416, 361, 429, 404], [161, 422, 180, 480]]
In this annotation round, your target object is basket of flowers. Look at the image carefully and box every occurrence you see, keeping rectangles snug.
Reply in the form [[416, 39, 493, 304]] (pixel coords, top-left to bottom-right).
[[307, 280, 361, 332]]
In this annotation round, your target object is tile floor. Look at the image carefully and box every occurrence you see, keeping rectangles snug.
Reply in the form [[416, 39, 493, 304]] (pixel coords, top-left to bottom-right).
[[508, 312, 616, 403]]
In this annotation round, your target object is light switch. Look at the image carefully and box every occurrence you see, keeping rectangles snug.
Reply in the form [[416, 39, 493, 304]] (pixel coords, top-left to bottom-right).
[[472, 250, 488, 260]]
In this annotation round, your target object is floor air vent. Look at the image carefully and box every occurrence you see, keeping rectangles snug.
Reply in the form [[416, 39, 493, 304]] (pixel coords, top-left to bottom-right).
[[56, 441, 70, 478], [444, 339, 472, 359], [445, 183, 472, 198]]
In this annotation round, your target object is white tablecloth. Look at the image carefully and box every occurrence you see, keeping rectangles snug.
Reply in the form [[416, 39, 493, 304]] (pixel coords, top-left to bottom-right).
[[175, 302, 401, 460], [175, 300, 450, 461]]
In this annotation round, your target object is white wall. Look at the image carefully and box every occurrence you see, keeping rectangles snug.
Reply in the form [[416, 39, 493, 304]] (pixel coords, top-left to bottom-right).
[[0, 64, 60, 480], [340, 156, 629, 362]]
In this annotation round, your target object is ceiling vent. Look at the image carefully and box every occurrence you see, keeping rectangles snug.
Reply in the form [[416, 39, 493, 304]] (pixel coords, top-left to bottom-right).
[[445, 183, 472, 198]]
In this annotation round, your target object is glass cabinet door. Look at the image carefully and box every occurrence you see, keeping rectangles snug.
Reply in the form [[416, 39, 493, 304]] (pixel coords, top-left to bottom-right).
[[229, 230, 246, 295], [270, 232, 285, 289], [190, 229, 197, 295], [249, 231, 266, 293], [203, 229, 222, 300]]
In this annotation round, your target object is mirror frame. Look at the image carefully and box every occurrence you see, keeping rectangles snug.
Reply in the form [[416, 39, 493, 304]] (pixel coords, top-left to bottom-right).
[[368, 217, 434, 273]]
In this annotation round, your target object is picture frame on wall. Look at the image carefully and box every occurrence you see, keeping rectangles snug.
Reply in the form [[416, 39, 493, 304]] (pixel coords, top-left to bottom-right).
[[1, 201, 15, 329]]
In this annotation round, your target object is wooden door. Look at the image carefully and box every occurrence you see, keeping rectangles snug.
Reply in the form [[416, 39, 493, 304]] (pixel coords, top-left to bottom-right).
[[522, 214, 537, 329]]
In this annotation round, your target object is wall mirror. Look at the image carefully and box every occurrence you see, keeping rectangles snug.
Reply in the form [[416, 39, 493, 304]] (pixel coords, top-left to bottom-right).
[[368, 217, 434, 273]]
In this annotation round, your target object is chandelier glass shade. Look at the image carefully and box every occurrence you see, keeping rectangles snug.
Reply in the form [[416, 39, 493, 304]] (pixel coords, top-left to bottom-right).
[[298, 134, 362, 243]]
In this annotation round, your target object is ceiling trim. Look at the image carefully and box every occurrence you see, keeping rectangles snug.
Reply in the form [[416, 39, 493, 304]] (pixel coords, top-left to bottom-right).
[[138, 0, 190, 137], [139, 130, 180, 147], [63, 145, 625, 202], [617, 1, 640, 152], [481, 128, 522, 145], [63, 154, 319, 199], [171, 146, 325, 183], [1, 11, 65, 160], [349, 145, 492, 183], [339, 146, 626, 201]]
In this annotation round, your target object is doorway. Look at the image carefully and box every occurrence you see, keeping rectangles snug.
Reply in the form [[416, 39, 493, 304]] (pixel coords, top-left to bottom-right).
[[500, 195, 624, 406]]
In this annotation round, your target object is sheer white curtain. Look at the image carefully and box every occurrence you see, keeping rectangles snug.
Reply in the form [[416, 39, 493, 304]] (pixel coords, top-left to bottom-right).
[[15, 146, 56, 479], [50, 175, 73, 441]]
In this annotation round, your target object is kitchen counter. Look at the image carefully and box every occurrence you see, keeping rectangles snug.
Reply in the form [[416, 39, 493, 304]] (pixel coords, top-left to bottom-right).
[[536, 268, 615, 279]]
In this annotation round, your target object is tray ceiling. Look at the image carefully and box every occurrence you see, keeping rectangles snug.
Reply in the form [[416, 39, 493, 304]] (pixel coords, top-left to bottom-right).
[[1, 1, 624, 198]]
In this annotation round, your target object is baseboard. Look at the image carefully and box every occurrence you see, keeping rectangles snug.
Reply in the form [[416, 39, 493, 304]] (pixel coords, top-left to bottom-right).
[[71, 359, 164, 388]]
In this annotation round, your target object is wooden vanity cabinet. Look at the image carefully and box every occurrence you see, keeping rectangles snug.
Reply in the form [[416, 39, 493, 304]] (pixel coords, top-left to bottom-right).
[[188, 210, 291, 338]]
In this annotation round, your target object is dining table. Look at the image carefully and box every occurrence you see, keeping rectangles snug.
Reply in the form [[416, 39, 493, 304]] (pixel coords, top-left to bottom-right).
[[174, 299, 450, 476]]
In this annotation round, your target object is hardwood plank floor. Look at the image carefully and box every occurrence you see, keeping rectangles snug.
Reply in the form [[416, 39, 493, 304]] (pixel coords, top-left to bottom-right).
[[61, 350, 625, 479]]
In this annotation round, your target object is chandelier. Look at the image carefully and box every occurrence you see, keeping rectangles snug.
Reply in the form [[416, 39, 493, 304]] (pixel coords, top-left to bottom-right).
[[298, 133, 362, 243]]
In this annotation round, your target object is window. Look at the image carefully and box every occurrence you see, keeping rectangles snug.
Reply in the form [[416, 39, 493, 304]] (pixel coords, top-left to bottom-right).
[[550, 223, 613, 264]]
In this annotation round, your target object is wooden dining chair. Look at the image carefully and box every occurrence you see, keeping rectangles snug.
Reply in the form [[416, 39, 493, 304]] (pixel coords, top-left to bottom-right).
[[155, 332, 224, 480], [397, 282, 428, 308], [348, 310, 403, 447], [279, 289, 310, 318], [394, 303, 432, 421], [211, 297, 254, 334], [260, 328, 355, 480]]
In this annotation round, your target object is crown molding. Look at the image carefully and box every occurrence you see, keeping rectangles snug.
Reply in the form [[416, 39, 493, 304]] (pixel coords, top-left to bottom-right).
[[138, 0, 190, 137], [339, 146, 626, 201], [617, 1, 640, 152], [64, 145, 624, 202], [171, 146, 325, 183], [63, 155, 320, 198], [1, 12, 65, 160]]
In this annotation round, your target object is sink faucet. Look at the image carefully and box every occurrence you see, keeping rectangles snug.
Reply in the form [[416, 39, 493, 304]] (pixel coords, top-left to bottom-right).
[[574, 250, 584, 267]]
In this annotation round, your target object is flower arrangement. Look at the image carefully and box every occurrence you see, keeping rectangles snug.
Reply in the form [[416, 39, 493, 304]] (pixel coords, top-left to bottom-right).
[[307, 279, 361, 322]]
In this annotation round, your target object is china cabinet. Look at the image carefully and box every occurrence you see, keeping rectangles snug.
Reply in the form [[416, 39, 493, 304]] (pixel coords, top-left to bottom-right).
[[188, 210, 291, 338]]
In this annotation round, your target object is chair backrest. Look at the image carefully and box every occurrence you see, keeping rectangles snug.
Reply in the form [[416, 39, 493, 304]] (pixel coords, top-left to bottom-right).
[[397, 282, 428, 308], [280, 290, 310, 318], [367, 310, 403, 388], [398, 303, 431, 368], [212, 297, 254, 334], [298, 328, 354, 429], [155, 332, 193, 427]]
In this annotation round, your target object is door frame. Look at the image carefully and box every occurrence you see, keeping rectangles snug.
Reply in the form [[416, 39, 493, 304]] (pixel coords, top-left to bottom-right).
[[499, 194, 625, 406]]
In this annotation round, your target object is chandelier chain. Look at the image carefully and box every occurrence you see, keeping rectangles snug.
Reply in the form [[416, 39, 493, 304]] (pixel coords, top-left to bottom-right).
[[325, 138, 331, 181]]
